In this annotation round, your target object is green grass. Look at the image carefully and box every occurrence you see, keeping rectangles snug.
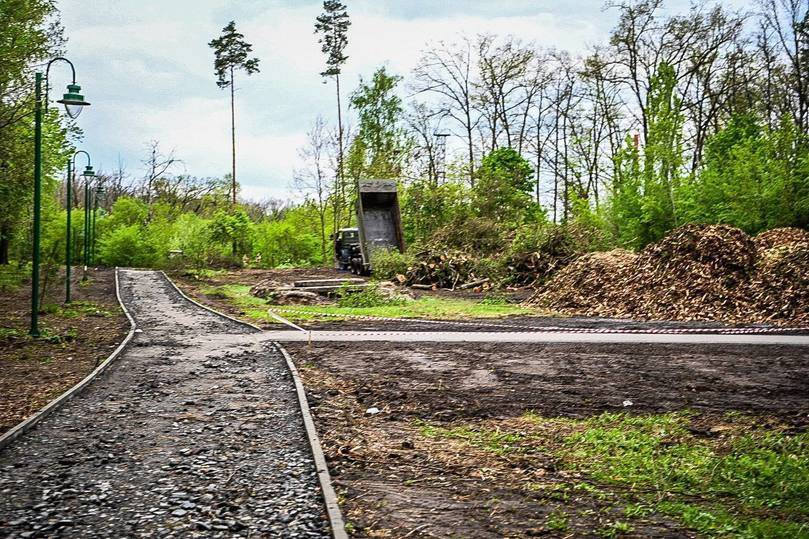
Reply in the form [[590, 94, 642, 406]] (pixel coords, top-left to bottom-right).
[[0, 327, 23, 340], [419, 412, 809, 537], [200, 283, 533, 322], [39, 300, 112, 319], [183, 268, 228, 280]]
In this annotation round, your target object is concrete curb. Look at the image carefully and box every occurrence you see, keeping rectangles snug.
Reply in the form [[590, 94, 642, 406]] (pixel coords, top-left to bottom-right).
[[159, 271, 348, 539], [0, 267, 137, 452]]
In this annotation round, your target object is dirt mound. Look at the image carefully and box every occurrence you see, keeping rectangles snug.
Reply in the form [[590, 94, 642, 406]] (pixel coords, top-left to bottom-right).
[[529, 250, 636, 316], [528, 224, 808, 325], [753, 227, 809, 251]]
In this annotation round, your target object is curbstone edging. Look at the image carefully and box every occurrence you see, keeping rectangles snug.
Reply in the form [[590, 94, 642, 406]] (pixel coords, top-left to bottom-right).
[[159, 271, 348, 539], [0, 267, 137, 452]]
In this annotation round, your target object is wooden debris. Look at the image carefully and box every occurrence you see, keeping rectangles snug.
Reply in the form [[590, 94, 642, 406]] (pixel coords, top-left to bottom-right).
[[526, 224, 809, 325]]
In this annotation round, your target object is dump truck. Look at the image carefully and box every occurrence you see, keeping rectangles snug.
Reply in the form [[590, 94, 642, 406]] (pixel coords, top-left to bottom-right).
[[333, 179, 405, 275]]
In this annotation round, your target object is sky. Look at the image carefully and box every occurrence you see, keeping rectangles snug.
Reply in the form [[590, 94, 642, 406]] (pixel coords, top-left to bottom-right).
[[55, 0, 747, 202]]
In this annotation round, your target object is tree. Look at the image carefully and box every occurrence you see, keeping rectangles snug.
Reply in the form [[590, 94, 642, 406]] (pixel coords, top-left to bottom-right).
[[473, 147, 535, 224], [208, 21, 260, 208], [315, 1, 350, 232], [413, 37, 479, 184], [349, 67, 408, 180], [294, 116, 332, 262], [0, 0, 66, 265]]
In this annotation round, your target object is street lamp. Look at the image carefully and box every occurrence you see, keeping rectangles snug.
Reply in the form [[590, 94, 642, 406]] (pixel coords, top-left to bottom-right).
[[30, 57, 90, 336], [65, 151, 92, 303]]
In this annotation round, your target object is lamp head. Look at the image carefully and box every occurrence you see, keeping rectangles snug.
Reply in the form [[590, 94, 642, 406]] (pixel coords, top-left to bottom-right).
[[57, 83, 90, 119], [81, 165, 95, 178]]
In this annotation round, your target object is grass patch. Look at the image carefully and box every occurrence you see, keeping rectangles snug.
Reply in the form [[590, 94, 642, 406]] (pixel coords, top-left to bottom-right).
[[40, 301, 111, 319], [419, 412, 809, 537], [0, 327, 23, 341], [419, 423, 528, 456], [183, 268, 228, 281], [199, 283, 533, 322]]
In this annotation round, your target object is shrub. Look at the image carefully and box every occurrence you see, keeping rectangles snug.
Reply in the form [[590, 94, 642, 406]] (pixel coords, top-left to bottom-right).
[[370, 248, 414, 280], [98, 224, 155, 267]]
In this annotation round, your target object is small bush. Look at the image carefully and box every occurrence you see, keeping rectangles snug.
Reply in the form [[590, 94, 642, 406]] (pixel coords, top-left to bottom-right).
[[470, 257, 507, 283], [370, 249, 413, 280]]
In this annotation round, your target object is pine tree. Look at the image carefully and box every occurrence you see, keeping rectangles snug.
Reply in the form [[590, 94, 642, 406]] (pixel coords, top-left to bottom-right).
[[208, 21, 260, 209]]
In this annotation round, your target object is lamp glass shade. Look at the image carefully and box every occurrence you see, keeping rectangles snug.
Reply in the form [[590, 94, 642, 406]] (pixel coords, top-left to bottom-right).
[[82, 165, 95, 178], [57, 83, 90, 119]]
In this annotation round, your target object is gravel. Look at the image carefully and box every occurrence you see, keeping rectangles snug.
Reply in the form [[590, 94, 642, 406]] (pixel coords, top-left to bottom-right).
[[0, 270, 330, 538]]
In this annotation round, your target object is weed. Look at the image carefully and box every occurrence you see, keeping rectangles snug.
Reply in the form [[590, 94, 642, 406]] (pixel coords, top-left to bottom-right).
[[0, 327, 22, 340], [597, 520, 634, 537], [545, 509, 569, 532], [417, 412, 809, 537]]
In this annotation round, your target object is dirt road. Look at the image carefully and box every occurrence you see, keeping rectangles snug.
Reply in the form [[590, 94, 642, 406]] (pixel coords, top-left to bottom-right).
[[0, 270, 331, 538]]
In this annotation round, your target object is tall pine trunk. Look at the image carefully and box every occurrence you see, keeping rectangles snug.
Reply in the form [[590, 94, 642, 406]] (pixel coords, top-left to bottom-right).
[[230, 67, 237, 258]]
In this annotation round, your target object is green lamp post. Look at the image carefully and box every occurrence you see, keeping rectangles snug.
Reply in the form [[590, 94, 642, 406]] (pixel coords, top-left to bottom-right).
[[66, 151, 92, 303], [30, 57, 90, 336]]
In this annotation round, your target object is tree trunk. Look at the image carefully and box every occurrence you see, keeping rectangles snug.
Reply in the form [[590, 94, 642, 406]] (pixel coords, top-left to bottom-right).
[[336, 72, 346, 231], [230, 67, 237, 258], [230, 66, 237, 207]]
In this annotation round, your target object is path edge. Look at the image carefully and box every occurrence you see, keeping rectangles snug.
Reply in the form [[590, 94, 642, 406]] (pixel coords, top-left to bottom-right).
[[0, 267, 137, 452], [159, 271, 348, 539]]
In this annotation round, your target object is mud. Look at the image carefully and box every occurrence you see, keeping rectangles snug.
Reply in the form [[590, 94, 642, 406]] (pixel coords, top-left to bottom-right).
[[287, 340, 809, 537]]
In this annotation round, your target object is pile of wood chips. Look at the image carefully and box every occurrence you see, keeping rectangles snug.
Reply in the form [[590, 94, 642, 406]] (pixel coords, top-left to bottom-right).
[[527, 225, 809, 325]]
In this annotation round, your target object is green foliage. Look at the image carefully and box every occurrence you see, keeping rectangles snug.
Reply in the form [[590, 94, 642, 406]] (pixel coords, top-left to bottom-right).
[[349, 67, 409, 179], [336, 283, 407, 308], [369, 248, 413, 280], [98, 224, 155, 267], [678, 114, 809, 232], [473, 147, 536, 225], [208, 21, 260, 89], [314, 0, 350, 76], [606, 62, 685, 249], [400, 179, 471, 245], [253, 214, 321, 267], [208, 208, 253, 257]]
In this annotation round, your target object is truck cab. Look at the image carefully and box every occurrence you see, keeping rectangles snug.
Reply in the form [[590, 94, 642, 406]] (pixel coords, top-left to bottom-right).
[[334, 228, 360, 271]]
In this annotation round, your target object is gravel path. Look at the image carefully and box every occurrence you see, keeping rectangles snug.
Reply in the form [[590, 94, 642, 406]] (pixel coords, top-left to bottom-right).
[[0, 270, 330, 538]]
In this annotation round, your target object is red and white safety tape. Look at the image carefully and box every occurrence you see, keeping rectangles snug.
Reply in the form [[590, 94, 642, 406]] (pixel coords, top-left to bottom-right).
[[266, 307, 809, 335]]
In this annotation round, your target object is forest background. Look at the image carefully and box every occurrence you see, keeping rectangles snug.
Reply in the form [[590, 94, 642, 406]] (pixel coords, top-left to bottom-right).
[[1, 0, 807, 286]]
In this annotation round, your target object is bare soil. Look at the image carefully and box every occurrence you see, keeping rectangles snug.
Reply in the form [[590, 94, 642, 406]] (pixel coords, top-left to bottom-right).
[[287, 340, 809, 537], [0, 268, 129, 434]]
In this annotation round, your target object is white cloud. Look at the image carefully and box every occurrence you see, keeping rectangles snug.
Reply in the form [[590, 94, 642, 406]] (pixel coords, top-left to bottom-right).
[[53, 0, 747, 202]]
